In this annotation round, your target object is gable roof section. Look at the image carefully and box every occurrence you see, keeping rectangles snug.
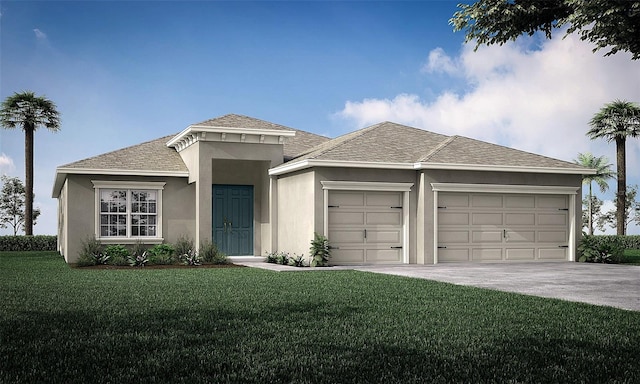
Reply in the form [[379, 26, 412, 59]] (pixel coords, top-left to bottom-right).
[[270, 122, 592, 176], [167, 114, 329, 158]]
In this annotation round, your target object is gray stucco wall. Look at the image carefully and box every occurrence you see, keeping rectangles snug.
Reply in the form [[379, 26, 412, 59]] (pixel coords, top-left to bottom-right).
[[60, 174, 194, 263]]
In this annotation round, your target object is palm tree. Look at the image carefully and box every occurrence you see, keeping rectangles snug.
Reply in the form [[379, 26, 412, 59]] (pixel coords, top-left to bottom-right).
[[574, 152, 615, 235], [0, 91, 61, 235], [587, 100, 640, 235]]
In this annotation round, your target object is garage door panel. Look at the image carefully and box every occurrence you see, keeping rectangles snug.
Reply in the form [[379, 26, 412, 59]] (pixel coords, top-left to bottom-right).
[[505, 195, 535, 208], [537, 196, 567, 209], [329, 230, 364, 244], [539, 248, 567, 260], [472, 230, 503, 243], [366, 211, 402, 225], [367, 192, 401, 207], [505, 213, 535, 225], [437, 192, 569, 263], [329, 192, 364, 206], [538, 231, 567, 243], [472, 195, 503, 208], [538, 213, 567, 226], [329, 211, 364, 225], [329, 190, 404, 265], [472, 212, 503, 225], [506, 248, 536, 260], [439, 212, 469, 225], [332, 249, 365, 263], [506, 230, 535, 242], [366, 230, 401, 243], [439, 194, 469, 207], [472, 248, 502, 261], [366, 249, 402, 263], [439, 248, 470, 262], [439, 230, 469, 243]]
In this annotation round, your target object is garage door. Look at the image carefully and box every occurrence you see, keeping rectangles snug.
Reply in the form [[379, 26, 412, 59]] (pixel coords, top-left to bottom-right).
[[328, 191, 403, 264], [437, 192, 569, 262]]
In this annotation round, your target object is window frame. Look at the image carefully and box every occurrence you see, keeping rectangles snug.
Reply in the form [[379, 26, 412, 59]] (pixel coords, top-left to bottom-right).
[[92, 181, 165, 244]]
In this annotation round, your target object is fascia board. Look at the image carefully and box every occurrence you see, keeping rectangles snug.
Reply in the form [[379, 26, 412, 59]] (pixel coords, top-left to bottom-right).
[[417, 162, 596, 175], [268, 160, 414, 176], [167, 125, 296, 147], [431, 182, 580, 195]]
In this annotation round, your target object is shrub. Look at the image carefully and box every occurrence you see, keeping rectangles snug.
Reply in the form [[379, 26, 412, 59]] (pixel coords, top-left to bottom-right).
[[276, 251, 290, 265], [288, 253, 307, 267], [148, 243, 176, 265], [310, 233, 331, 267], [76, 236, 103, 266], [582, 235, 640, 250], [0, 235, 57, 251], [199, 240, 227, 264], [578, 235, 624, 263], [174, 235, 193, 258], [104, 244, 130, 266], [265, 251, 278, 264], [127, 250, 149, 267], [181, 249, 201, 266]]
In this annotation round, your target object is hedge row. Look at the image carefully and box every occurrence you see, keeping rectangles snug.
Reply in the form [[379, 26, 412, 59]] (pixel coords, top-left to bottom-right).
[[0, 236, 57, 252], [581, 235, 640, 249]]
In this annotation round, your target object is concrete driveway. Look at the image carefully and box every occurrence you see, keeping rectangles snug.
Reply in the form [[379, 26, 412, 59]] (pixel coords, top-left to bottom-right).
[[354, 262, 640, 312]]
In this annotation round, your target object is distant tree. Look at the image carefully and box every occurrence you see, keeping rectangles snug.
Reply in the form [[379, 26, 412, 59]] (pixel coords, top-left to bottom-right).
[[582, 195, 604, 234], [574, 152, 615, 235], [596, 185, 640, 234], [587, 100, 640, 235], [0, 175, 41, 235], [450, 0, 640, 60], [0, 91, 60, 235]]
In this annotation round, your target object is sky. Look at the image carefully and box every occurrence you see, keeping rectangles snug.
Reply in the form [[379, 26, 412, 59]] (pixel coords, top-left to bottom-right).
[[1, 0, 639, 236]]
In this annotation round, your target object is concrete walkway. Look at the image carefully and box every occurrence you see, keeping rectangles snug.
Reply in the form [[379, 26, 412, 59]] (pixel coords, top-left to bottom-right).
[[236, 259, 640, 312]]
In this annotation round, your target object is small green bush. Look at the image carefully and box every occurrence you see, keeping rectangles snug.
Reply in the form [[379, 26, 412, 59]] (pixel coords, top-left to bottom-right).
[[104, 244, 130, 266], [127, 250, 149, 267], [310, 233, 331, 267], [148, 243, 176, 265], [76, 236, 103, 266], [174, 235, 193, 258], [0, 235, 57, 251], [199, 240, 227, 264], [181, 249, 201, 266], [265, 251, 278, 264], [579, 235, 624, 263], [288, 253, 307, 267]]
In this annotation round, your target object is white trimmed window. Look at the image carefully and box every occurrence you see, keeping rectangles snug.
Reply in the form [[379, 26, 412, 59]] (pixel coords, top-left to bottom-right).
[[92, 181, 165, 240]]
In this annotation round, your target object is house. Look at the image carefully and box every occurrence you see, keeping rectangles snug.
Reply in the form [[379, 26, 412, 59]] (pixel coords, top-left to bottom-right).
[[52, 114, 593, 264]]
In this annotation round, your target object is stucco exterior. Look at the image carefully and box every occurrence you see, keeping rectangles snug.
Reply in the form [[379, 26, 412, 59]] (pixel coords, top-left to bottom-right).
[[53, 114, 593, 264]]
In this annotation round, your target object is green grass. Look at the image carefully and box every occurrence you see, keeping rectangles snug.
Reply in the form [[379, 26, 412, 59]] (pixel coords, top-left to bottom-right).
[[2, 252, 640, 383]]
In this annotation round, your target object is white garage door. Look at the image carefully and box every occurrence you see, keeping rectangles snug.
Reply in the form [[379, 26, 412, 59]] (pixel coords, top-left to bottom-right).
[[437, 192, 569, 262], [328, 191, 403, 264]]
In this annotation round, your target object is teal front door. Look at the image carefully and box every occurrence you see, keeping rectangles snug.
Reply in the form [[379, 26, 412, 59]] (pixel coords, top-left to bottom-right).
[[212, 185, 254, 256]]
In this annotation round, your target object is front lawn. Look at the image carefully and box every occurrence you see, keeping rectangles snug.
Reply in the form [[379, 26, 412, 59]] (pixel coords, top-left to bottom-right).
[[2, 252, 639, 383]]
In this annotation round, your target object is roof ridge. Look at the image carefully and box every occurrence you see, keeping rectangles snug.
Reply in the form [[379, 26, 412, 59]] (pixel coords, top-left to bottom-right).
[[420, 135, 457, 162], [301, 123, 382, 160]]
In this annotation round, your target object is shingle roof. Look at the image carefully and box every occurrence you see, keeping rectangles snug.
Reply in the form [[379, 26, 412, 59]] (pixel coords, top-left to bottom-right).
[[422, 135, 583, 169], [289, 121, 585, 171], [192, 114, 329, 158], [294, 122, 449, 163], [59, 134, 189, 173]]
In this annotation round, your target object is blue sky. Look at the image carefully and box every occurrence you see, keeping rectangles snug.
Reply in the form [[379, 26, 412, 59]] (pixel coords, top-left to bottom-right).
[[1, 1, 639, 235]]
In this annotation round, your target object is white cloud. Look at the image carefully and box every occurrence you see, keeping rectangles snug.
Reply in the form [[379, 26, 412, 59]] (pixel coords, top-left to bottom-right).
[[336, 34, 640, 164], [422, 47, 458, 75], [0, 153, 15, 174], [33, 28, 47, 40]]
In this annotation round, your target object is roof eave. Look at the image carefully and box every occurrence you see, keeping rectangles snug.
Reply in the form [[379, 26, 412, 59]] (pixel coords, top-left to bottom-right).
[[269, 159, 596, 176], [52, 167, 190, 198]]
